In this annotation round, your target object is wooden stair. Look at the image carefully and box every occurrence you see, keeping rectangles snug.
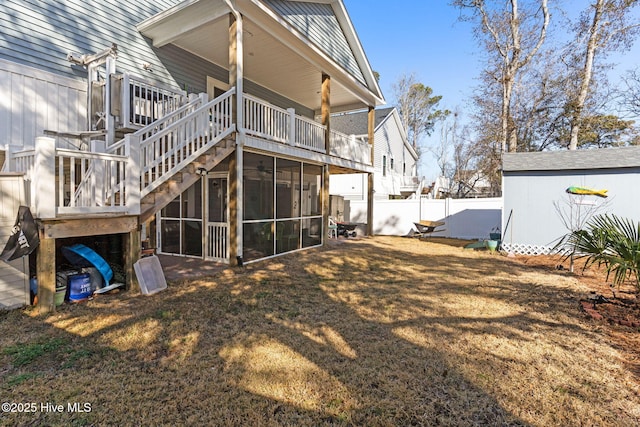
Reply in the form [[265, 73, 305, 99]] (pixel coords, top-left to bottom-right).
[[139, 136, 235, 223]]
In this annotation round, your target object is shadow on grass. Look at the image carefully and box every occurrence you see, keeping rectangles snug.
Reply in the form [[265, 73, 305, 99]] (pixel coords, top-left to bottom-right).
[[0, 236, 635, 426]]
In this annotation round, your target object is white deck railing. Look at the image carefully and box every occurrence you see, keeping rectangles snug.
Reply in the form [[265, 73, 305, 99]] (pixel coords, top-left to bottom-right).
[[139, 88, 235, 198], [243, 94, 290, 144], [6, 137, 137, 218], [56, 148, 130, 214], [242, 95, 326, 153], [116, 73, 186, 129], [68, 95, 207, 208], [329, 130, 370, 165], [7, 88, 372, 219], [295, 115, 326, 152], [398, 175, 422, 189], [207, 222, 229, 261]]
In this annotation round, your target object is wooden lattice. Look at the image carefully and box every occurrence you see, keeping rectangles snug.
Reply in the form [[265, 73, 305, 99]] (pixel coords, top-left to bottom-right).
[[500, 243, 553, 256]]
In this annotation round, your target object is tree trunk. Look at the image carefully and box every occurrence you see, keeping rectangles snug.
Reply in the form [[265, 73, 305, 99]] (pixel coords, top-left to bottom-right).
[[501, 77, 511, 153], [569, 0, 603, 150]]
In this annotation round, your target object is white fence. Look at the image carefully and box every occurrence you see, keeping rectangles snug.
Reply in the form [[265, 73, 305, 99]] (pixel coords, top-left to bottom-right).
[[348, 197, 503, 239]]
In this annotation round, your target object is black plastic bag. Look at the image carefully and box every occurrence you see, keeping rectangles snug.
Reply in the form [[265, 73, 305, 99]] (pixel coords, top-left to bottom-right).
[[1, 206, 40, 262]]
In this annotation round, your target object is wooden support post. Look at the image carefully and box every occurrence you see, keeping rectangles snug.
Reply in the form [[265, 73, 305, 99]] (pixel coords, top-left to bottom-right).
[[37, 232, 56, 314], [367, 106, 375, 236], [322, 165, 330, 245], [367, 173, 374, 237], [229, 12, 243, 127], [124, 226, 141, 291], [228, 150, 239, 265], [322, 74, 331, 155], [228, 10, 244, 265]]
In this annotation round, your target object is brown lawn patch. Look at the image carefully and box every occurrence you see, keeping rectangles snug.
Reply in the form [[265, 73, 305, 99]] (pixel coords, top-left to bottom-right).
[[1, 236, 639, 426]]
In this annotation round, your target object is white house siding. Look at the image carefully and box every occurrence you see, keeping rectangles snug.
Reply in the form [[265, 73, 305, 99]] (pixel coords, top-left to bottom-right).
[[330, 108, 418, 200], [502, 148, 640, 255], [0, 175, 29, 309], [0, 59, 86, 149], [374, 112, 417, 199], [0, 0, 182, 88]]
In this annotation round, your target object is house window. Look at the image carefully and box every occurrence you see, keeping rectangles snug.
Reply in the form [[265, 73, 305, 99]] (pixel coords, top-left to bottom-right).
[[382, 155, 387, 177], [403, 162, 406, 175], [390, 158, 394, 172]]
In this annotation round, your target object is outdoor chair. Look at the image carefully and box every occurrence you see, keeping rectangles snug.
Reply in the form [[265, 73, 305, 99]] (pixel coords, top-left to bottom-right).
[[328, 217, 338, 238]]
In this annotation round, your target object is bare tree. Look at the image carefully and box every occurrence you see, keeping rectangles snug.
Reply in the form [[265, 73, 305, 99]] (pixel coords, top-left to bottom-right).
[[431, 111, 487, 198], [453, 0, 550, 152], [392, 73, 449, 160], [568, 0, 640, 150], [432, 111, 458, 180], [621, 67, 640, 116]]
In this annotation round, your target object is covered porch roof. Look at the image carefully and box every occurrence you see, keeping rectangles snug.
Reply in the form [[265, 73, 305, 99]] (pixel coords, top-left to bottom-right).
[[137, 0, 384, 114]]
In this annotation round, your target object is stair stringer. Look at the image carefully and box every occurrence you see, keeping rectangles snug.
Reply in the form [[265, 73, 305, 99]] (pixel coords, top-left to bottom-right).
[[139, 136, 236, 223]]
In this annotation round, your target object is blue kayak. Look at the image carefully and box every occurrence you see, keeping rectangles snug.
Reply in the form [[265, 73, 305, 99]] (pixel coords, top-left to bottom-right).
[[61, 244, 113, 285]]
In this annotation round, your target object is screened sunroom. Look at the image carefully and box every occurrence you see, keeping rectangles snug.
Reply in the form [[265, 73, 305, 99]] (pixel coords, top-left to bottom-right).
[[158, 151, 324, 264]]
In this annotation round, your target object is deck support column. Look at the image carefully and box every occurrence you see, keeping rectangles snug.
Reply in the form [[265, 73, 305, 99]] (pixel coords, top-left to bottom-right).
[[322, 164, 330, 245], [229, 148, 242, 265], [322, 73, 331, 155], [36, 232, 56, 314], [367, 106, 375, 236], [124, 225, 141, 291], [229, 10, 243, 124], [321, 74, 331, 244], [228, 9, 244, 266]]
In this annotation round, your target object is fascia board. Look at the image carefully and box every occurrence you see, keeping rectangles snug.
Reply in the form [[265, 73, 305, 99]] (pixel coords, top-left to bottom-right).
[[137, 0, 229, 47]]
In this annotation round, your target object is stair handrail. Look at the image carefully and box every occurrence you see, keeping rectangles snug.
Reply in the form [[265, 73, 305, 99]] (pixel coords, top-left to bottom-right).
[[139, 87, 236, 198], [71, 94, 206, 206]]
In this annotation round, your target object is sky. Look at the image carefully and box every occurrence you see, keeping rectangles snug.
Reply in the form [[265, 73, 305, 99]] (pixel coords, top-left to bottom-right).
[[343, 1, 479, 180], [343, 1, 640, 180], [344, 1, 477, 114]]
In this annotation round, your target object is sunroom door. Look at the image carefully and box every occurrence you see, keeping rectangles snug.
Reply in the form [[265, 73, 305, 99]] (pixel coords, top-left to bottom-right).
[[205, 174, 229, 262]]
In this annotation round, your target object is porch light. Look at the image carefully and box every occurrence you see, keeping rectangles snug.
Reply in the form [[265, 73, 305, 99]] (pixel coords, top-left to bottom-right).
[[196, 167, 207, 176]]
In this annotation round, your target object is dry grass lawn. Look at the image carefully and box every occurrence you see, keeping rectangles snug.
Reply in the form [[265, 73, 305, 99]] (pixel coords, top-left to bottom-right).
[[1, 236, 640, 426]]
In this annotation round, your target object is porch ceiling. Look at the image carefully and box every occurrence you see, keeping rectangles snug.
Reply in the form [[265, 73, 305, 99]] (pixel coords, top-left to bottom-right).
[[138, 0, 381, 113]]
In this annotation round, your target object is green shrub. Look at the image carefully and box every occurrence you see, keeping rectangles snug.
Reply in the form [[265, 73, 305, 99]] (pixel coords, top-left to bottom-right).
[[562, 214, 640, 289]]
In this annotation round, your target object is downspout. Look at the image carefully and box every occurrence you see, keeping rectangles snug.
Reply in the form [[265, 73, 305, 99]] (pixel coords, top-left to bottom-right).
[[225, 0, 245, 263]]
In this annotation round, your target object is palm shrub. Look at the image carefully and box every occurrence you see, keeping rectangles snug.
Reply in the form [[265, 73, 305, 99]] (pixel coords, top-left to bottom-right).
[[560, 214, 640, 290]]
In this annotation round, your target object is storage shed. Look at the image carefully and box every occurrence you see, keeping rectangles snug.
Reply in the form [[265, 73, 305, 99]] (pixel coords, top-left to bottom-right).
[[502, 147, 640, 255]]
